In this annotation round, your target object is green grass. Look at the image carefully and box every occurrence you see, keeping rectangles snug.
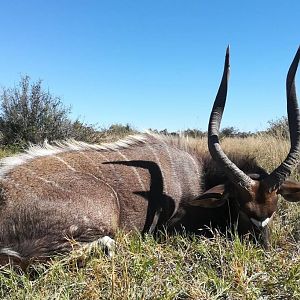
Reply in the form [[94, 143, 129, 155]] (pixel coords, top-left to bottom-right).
[[0, 135, 299, 300], [0, 226, 299, 299]]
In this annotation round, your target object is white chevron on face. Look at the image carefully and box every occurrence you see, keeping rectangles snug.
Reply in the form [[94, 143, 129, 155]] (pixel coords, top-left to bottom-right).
[[250, 217, 270, 228]]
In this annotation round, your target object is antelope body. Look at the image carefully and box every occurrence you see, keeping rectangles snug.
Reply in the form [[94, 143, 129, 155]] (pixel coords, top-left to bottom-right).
[[0, 134, 224, 267], [0, 47, 299, 268]]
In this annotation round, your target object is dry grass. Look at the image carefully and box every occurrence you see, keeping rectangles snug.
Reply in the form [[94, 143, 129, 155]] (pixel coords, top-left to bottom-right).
[[183, 133, 290, 169], [221, 134, 290, 173], [0, 134, 299, 300]]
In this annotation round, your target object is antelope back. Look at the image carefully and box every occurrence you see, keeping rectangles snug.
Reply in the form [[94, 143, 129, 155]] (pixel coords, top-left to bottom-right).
[[0, 133, 202, 265]]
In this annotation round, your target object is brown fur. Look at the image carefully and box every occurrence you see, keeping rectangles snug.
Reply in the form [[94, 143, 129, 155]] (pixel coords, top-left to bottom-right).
[[0, 134, 203, 267], [0, 133, 295, 268]]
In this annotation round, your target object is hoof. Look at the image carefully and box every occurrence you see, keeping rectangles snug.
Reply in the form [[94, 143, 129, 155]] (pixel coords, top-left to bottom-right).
[[98, 236, 116, 258], [84, 236, 116, 258]]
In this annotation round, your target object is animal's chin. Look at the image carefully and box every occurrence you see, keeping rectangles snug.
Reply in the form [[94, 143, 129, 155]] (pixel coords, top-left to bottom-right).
[[237, 210, 271, 249], [258, 226, 271, 249]]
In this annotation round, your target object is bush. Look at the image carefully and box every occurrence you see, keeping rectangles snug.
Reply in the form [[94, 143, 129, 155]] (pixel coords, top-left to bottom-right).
[[265, 117, 289, 139], [100, 123, 136, 141], [70, 120, 100, 143], [0, 76, 73, 146], [183, 129, 206, 138], [0, 75, 138, 147]]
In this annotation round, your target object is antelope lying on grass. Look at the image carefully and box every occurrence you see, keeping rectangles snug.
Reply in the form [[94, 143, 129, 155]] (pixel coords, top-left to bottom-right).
[[0, 47, 299, 269]]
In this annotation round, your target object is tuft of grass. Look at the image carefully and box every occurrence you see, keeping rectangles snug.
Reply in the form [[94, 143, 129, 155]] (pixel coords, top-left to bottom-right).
[[0, 134, 299, 299]]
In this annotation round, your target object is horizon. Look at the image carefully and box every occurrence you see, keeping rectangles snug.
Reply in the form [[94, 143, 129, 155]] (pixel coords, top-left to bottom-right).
[[0, 1, 299, 133]]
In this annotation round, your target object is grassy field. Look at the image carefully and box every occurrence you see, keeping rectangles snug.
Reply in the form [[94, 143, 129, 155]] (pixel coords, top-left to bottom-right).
[[0, 134, 299, 300]]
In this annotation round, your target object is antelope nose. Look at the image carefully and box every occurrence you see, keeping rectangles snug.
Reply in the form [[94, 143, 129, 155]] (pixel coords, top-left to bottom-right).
[[250, 217, 270, 228]]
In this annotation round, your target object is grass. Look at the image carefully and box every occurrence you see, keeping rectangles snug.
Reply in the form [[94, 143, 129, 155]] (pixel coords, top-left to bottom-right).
[[0, 134, 299, 300]]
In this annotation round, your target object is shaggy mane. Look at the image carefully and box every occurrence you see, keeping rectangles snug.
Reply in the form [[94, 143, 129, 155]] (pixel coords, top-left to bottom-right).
[[0, 131, 205, 179], [0, 133, 151, 178]]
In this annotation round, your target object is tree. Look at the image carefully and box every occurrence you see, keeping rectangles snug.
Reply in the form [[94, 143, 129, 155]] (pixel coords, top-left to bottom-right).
[[0, 76, 73, 146], [220, 126, 238, 138], [265, 117, 289, 139]]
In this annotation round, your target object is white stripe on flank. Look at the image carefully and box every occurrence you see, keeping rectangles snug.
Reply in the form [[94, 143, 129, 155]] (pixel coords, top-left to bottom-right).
[[20, 152, 120, 210], [20, 166, 71, 192], [78, 151, 105, 166], [117, 150, 145, 190], [159, 140, 182, 219], [161, 140, 182, 199], [78, 151, 108, 178], [54, 156, 77, 172], [95, 151, 110, 162], [84, 172, 120, 211], [186, 152, 202, 195], [187, 153, 200, 180], [26, 167, 120, 214], [78, 152, 123, 211], [147, 144, 168, 194]]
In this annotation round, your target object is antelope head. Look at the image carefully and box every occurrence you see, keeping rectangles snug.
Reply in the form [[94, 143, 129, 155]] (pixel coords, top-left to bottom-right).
[[206, 46, 300, 246]]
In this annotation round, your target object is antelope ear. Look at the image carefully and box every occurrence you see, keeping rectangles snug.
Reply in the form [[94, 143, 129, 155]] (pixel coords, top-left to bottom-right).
[[189, 184, 228, 208], [278, 180, 300, 202]]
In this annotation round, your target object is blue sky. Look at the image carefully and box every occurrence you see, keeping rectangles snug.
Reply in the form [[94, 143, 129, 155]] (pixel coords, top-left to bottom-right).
[[0, 1, 299, 132]]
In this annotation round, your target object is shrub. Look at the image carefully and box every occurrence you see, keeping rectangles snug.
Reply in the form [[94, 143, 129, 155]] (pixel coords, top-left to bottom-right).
[[0, 76, 73, 146], [100, 123, 136, 141], [69, 120, 101, 143], [265, 117, 289, 139], [220, 126, 252, 139]]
